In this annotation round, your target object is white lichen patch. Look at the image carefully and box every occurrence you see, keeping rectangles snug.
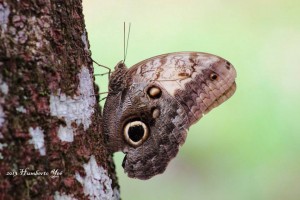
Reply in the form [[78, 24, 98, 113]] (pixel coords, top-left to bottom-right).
[[0, 74, 9, 95], [50, 66, 96, 135], [112, 187, 120, 200], [0, 143, 8, 159], [16, 106, 27, 113], [54, 191, 77, 200], [57, 125, 74, 142], [0, 142, 7, 150], [0, 81, 8, 95], [0, 75, 6, 138], [75, 155, 119, 200], [0, 2, 10, 33], [81, 31, 89, 51], [0, 105, 5, 138], [29, 127, 46, 156]]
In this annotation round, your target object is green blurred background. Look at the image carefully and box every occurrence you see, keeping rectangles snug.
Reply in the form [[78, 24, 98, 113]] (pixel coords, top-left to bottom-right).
[[83, 0, 300, 199]]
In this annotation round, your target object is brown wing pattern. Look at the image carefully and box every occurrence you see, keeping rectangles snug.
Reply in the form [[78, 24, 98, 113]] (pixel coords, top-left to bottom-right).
[[127, 52, 237, 125], [104, 52, 237, 179]]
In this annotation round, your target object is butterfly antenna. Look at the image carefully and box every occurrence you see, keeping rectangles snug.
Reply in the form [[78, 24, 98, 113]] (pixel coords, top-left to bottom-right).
[[123, 22, 126, 62], [123, 22, 131, 63]]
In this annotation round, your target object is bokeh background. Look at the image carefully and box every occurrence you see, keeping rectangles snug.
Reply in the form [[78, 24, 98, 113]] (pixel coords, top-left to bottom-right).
[[82, 0, 300, 199]]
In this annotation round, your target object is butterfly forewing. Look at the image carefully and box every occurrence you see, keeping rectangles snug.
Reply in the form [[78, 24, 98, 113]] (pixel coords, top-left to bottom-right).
[[127, 52, 237, 125]]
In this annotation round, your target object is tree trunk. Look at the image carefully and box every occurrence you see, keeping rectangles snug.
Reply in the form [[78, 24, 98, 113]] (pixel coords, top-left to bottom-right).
[[0, 0, 119, 199]]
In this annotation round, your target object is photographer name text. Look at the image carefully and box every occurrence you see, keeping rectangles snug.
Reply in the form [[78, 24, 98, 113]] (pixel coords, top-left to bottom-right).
[[5, 168, 63, 178]]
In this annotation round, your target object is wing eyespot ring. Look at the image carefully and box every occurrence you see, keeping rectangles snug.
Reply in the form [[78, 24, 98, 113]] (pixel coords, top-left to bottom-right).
[[123, 121, 149, 147], [225, 61, 231, 70], [210, 73, 218, 81], [147, 86, 162, 99], [151, 107, 160, 119]]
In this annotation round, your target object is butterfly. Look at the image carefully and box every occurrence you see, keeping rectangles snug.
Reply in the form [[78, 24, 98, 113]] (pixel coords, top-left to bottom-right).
[[102, 52, 237, 179]]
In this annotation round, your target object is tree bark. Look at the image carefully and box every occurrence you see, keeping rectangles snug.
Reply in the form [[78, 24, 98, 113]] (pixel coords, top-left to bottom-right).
[[0, 0, 119, 199]]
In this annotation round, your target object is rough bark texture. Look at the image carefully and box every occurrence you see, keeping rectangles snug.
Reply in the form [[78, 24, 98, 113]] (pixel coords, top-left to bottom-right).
[[0, 0, 119, 199]]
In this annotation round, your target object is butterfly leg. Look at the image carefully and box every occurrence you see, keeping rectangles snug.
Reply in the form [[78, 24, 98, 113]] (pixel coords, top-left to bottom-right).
[[92, 59, 111, 78]]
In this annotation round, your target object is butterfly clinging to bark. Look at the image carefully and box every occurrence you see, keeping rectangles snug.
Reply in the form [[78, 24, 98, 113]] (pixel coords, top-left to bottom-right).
[[103, 52, 237, 180]]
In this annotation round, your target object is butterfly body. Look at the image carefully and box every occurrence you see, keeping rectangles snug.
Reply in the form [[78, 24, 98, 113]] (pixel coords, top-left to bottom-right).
[[103, 52, 237, 179]]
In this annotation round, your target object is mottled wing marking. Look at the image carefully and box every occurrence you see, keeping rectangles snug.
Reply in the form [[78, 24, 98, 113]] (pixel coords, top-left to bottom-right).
[[130, 52, 219, 96], [128, 52, 236, 126], [123, 83, 190, 179]]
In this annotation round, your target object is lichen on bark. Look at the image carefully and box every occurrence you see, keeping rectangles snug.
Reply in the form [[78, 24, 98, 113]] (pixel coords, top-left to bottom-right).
[[0, 0, 119, 199]]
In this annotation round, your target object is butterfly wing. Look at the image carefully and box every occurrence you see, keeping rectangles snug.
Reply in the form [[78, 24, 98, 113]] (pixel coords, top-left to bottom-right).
[[103, 52, 237, 179], [128, 52, 237, 125]]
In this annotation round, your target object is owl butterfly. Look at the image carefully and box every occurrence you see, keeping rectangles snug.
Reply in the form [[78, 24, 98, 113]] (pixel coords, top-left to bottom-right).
[[103, 52, 237, 180]]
